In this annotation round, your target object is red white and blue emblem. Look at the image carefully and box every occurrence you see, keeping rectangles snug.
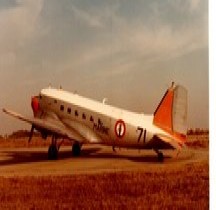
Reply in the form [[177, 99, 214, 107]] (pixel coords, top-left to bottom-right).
[[115, 119, 126, 138]]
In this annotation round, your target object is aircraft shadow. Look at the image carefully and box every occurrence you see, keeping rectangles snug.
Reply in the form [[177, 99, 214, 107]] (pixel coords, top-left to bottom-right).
[[81, 151, 172, 163], [0, 147, 101, 166], [0, 147, 172, 166]]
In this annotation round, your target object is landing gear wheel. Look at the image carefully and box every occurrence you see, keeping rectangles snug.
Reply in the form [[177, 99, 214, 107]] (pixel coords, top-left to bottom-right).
[[158, 152, 164, 162], [72, 142, 81, 157], [48, 145, 58, 160]]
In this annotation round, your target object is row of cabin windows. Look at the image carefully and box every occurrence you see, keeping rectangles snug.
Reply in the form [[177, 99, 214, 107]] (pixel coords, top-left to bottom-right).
[[48, 99, 98, 123], [43, 98, 96, 122], [59, 104, 95, 122]]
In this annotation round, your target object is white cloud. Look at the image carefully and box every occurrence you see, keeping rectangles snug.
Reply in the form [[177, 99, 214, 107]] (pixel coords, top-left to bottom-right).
[[60, 18, 207, 76], [71, 5, 104, 28], [56, 0, 207, 75], [128, 23, 207, 61], [70, 1, 121, 29], [0, 0, 44, 69]]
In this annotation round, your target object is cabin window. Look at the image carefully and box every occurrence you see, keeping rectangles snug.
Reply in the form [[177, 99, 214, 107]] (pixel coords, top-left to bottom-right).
[[54, 99, 57, 104], [90, 116, 94, 122], [60, 105, 64, 111], [98, 118, 101, 124], [82, 113, 86, 120], [67, 108, 71, 114], [75, 110, 79, 116]]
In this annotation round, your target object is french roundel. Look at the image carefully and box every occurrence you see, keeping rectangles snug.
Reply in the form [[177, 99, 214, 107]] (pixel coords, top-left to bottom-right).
[[115, 119, 126, 138]]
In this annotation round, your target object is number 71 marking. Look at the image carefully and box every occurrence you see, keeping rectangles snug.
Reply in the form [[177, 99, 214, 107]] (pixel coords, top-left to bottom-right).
[[137, 127, 146, 143]]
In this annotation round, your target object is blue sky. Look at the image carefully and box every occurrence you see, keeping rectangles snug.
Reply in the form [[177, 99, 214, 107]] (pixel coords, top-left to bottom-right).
[[0, 0, 208, 134]]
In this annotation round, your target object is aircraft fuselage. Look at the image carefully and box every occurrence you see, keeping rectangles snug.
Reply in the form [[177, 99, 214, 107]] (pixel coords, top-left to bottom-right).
[[38, 88, 166, 149]]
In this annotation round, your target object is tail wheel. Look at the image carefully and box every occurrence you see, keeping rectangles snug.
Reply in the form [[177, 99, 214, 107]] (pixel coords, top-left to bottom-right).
[[48, 145, 58, 160], [153, 148, 164, 162], [72, 142, 81, 157]]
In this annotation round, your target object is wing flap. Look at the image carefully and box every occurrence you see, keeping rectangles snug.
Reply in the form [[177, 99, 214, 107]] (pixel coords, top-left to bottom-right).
[[62, 118, 103, 143]]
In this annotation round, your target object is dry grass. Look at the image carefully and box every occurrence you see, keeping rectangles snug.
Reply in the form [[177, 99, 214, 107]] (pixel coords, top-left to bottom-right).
[[0, 134, 209, 209], [0, 137, 71, 148], [0, 163, 208, 209], [186, 134, 209, 149]]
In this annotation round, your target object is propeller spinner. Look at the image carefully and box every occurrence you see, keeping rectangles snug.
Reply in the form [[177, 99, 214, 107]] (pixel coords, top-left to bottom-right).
[[29, 96, 40, 143], [31, 96, 39, 116]]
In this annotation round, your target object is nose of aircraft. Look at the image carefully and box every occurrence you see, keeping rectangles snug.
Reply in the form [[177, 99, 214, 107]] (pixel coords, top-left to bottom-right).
[[31, 96, 39, 116]]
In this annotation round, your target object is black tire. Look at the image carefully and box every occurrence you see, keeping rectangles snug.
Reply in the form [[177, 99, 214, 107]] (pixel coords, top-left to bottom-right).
[[48, 145, 58, 160], [72, 142, 81, 157], [158, 152, 164, 162]]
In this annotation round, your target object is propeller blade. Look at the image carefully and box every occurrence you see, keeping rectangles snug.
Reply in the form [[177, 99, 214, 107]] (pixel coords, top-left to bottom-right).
[[28, 125, 34, 143]]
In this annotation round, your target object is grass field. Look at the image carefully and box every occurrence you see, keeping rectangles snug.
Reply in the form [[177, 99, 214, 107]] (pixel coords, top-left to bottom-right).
[[0, 163, 208, 209], [0, 135, 209, 209], [0, 137, 70, 148], [185, 134, 209, 148]]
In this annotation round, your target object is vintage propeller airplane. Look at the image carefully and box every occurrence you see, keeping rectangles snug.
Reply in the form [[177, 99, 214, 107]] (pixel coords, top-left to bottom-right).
[[3, 82, 187, 162]]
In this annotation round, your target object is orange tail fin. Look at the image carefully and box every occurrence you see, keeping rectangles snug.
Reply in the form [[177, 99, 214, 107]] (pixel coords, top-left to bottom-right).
[[153, 83, 188, 143]]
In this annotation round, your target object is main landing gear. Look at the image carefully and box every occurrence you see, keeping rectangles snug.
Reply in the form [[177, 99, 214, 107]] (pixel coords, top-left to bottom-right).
[[72, 142, 81, 157], [154, 149, 164, 162], [48, 135, 58, 160], [48, 144, 58, 160], [48, 136, 82, 160]]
